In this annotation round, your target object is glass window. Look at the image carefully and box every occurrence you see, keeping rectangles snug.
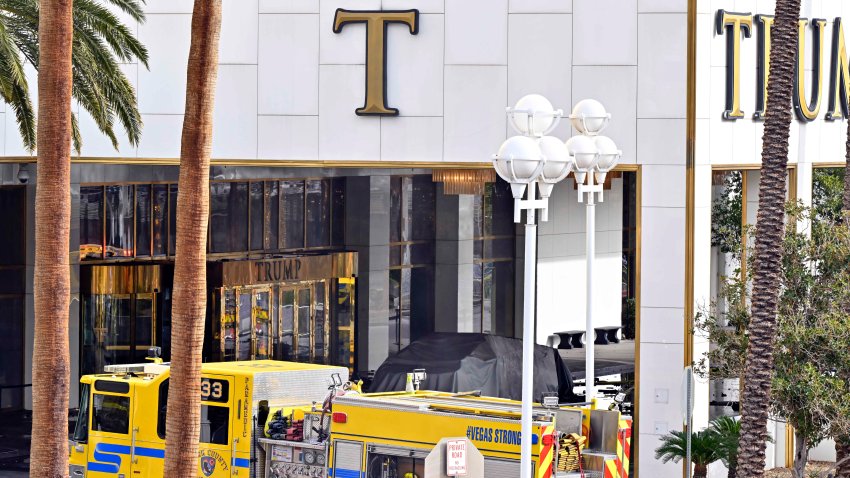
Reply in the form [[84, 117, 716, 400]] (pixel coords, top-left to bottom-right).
[[312, 282, 326, 364], [390, 177, 403, 244], [238, 291, 251, 361], [74, 383, 90, 442], [200, 405, 229, 445], [222, 289, 237, 362], [280, 289, 295, 361], [168, 184, 178, 255], [250, 182, 264, 251], [265, 181, 279, 251], [105, 185, 134, 258], [152, 184, 168, 256], [411, 176, 435, 241], [135, 185, 151, 257], [297, 288, 311, 361], [157, 379, 168, 439], [367, 452, 424, 478], [281, 181, 305, 249], [92, 393, 130, 434], [331, 178, 346, 247], [80, 186, 103, 259], [210, 182, 249, 253], [306, 180, 330, 248]]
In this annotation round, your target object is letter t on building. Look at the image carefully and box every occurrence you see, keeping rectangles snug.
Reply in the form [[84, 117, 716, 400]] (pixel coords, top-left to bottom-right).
[[333, 9, 419, 116]]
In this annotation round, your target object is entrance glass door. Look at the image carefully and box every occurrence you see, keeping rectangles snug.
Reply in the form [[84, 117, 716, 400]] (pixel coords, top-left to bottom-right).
[[278, 281, 328, 364], [221, 286, 272, 361]]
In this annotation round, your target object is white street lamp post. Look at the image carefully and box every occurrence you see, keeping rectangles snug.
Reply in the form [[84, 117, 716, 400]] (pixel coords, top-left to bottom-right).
[[493, 96, 620, 478]]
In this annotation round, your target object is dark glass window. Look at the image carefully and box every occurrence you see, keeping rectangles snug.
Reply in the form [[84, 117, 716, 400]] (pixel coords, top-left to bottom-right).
[[80, 187, 103, 259], [200, 405, 229, 445], [331, 178, 345, 247], [265, 181, 279, 250], [281, 180, 305, 249], [306, 180, 330, 248], [210, 182, 249, 253], [105, 185, 134, 258], [152, 185, 168, 256], [135, 185, 151, 257], [74, 383, 90, 442], [411, 176, 435, 241], [250, 182, 264, 251], [473, 179, 516, 337], [92, 394, 130, 434], [168, 185, 178, 255], [157, 379, 168, 439]]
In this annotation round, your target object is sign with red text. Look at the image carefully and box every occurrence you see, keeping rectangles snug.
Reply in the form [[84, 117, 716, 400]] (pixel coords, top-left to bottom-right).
[[446, 439, 467, 476]]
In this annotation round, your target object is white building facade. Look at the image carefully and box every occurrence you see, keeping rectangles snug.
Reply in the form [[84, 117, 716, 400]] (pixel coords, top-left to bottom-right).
[[0, 0, 847, 476]]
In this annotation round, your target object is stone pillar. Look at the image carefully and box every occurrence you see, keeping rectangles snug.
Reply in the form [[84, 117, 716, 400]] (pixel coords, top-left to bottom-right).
[[433, 184, 475, 333], [345, 176, 391, 374]]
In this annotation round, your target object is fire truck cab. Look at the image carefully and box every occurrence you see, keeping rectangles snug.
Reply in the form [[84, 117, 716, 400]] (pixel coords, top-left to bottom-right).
[[68, 360, 348, 477]]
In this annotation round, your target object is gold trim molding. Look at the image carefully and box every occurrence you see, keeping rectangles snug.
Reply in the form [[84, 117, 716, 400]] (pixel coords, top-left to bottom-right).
[[0, 156, 646, 172]]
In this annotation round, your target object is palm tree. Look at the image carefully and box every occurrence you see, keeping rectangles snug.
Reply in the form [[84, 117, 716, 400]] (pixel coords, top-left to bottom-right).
[[162, 1, 221, 475], [0, 0, 147, 152], [735, 0, 801, 476], [655, 428, 722, 478], [29, 0, 74, 475], [711, 416, 742, 478]]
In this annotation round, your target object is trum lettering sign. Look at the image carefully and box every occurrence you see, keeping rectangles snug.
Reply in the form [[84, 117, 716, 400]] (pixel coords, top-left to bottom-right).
[[446, 439, 467, 476], [717, 9, 850, 122]]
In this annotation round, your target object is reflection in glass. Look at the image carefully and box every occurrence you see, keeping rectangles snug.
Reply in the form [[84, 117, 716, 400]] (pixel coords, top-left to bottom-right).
[[135, 185, 151, 257], [472, 264, 482, 333], [335, 280, 354, 370], [152, 185, 168, 256], [306, 180, 330, 248], [199, 405, 229, 445], [250, 182, 264, 251], [389, 269, 401, 355], [238, 291, 251, 361], [80, 187, 103, 259], [254, 290, 270, 360], [135, 296, 154, 362], [210, 182, 248, 253], [105, 185, 134, 258], [0, 297, 24, 409], [222, 289, 236, 361], [411, 176, 435, 241], [297, 288, 311, 361], [265, 181, 279, 250], [280, 289, 295, 360], [331, 178, 345, 247], [281, 181, 305, 249], [313, 281, 326, 363], [168, 185, 178, 255]]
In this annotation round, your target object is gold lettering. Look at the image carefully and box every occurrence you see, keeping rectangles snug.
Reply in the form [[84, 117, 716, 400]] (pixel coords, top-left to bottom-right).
[[754, 15, 773, 119], [794, 18, 827, 122], [333, 9, 419, 116], [827, 18, 850, 120], [716, 10, 753, 120]]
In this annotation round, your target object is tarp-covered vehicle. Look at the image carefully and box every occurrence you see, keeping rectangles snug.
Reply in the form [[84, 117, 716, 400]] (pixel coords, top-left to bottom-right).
[[368, 333, 580, 403]]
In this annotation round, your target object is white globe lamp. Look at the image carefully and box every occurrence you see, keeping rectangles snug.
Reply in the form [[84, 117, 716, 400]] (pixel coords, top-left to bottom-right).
[[494, 135, 545, 199], [508, 94, 561, 137], [569, 99, 610, 136], [593, 135, 621, 183]]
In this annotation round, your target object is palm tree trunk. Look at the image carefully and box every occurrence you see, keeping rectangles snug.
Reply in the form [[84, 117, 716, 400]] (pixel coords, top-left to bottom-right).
[[29, 1, 74, 477], [694, 463, 708, 478], [162, 1, 221, 476], [735, 0, 801, 477]]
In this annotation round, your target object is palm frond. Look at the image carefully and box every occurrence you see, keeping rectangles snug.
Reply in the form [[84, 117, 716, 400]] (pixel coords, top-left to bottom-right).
[[71, 110, 81, 154], [0, 0, 146, 151]]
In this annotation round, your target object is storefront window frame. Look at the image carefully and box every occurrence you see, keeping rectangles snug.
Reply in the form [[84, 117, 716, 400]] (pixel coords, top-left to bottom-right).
[[79, 177, 346, 263]]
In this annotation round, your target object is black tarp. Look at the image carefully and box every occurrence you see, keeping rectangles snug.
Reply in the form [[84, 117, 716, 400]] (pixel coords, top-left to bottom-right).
[[369, 333, 580, 403]]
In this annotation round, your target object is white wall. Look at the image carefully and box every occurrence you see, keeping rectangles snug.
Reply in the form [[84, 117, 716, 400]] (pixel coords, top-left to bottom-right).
[[536, 177, 624, 344]]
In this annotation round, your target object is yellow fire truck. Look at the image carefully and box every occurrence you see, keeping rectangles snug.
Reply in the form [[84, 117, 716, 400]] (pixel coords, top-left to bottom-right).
[[68, 360, 348, 477], [69, 360, 631, 478]]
